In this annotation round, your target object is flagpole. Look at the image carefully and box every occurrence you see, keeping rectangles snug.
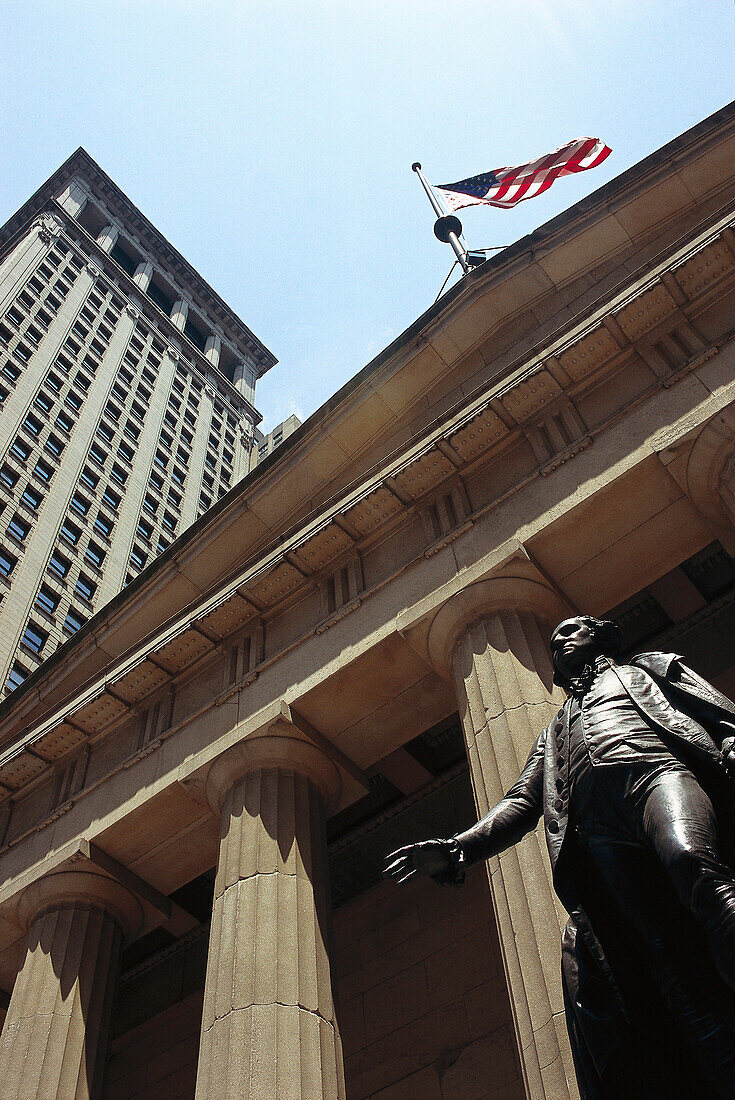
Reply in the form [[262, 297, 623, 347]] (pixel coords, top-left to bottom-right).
[[412, 162, 471, 275]]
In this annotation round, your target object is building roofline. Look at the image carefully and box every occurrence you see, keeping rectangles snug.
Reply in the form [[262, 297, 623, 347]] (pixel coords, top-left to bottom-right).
[[0, 98, 733, 724], [240, 100, 735, 452], [0, 147, 278, 377]]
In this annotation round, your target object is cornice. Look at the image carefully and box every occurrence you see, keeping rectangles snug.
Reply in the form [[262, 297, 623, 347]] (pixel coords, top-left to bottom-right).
[[0, 148, 277, 377], [53, 205, 261, 420], [0, 99, 734, 779], [0, 210, 733, 811]]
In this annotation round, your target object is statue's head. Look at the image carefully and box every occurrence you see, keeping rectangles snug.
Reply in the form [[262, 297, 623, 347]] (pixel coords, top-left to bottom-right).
[[550, 615, 623, 687]]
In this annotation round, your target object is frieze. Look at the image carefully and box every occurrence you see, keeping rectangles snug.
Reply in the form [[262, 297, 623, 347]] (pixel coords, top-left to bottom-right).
[[319, 554, 363, 621], [500, 367, 562, 421], [613, 282, 678, 341], [0, 215, 733, 816], [421, 479, 472, 556], [315, 597, 363, 635], [539, 436, 592, 476], [223, 622, 264, 688], [673, 236, 735, 300]]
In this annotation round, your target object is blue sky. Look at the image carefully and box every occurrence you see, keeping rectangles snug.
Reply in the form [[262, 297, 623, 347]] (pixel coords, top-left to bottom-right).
[[2, 1, 734, 431]]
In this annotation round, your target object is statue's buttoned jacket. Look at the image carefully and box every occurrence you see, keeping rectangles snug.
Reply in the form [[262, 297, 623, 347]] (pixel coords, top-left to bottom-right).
[[461, 652, 735, 958]]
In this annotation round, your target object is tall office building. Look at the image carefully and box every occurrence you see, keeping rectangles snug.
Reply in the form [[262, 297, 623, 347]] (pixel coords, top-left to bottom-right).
[[250, 412, 302, 469], [0, 150, 276, 696]]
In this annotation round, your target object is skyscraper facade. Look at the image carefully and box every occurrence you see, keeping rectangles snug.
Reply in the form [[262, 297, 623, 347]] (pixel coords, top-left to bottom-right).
[[0, 150, 276, 696], [250, 412, 302, 469]]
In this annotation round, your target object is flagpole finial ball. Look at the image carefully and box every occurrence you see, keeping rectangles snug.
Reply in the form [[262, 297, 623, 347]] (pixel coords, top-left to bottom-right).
[[434, 215, 463, 243], [412, 162, 422, 172]]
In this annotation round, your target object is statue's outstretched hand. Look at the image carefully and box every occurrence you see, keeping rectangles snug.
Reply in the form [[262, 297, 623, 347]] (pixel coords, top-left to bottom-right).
[[383, 838, 458, 886], [720, 736, 735, 777]]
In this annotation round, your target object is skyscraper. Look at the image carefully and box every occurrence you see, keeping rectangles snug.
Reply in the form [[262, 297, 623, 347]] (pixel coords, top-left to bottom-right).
[[250, 412, 302, 469], [0, 149, 276, 696]]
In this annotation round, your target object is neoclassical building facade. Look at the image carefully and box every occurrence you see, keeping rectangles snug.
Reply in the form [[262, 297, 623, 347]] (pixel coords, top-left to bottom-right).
[[0, 101, 733, 1098]]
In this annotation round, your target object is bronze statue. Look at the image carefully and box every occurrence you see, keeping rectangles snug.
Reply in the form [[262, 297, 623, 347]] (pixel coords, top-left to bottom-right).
[[384, 616, 735, 1099]]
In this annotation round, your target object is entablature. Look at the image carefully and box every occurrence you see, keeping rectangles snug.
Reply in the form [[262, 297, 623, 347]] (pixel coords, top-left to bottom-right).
[[0, 210, 733, 817]]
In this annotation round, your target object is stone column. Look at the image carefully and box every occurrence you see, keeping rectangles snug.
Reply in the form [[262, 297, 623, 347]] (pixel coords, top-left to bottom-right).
[[718, 453, 735, 528], [96, 225, 118, 254], [133, 260, 153, 292], [58, 179, 88, 218], [170, 297, 189, 331], [0, 870, 142, 1100], [451, 599, 578, 1100], [232, 359, 255, 403], [195, 733, 345, 1100], [204, 333, 221, 369]]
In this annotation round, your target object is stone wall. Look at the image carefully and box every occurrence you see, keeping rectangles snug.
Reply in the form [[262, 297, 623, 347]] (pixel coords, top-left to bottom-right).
[[105, 990, 202, 1100], [333, 867, 523, 1100]]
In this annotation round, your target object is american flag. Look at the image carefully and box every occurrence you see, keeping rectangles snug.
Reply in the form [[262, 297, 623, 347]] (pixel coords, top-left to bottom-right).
[[435, 137, 612, 212]]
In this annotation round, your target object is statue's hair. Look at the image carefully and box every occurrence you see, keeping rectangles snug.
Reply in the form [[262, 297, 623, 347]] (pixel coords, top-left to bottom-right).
[[551, 615, 623, 688]]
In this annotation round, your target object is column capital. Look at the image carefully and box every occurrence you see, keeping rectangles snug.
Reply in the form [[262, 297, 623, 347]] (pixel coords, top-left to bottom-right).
[[34, 213, 63, 245], [205, 731, 342, 815], [405, 572, 568, 679], [17, 869, 143, 942]]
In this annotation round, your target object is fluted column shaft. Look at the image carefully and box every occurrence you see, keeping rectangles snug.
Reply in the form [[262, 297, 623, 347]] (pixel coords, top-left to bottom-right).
[[195, 735, 345, 1100], [452, 609, 578, 1100], [0, 870, 142, 1100]]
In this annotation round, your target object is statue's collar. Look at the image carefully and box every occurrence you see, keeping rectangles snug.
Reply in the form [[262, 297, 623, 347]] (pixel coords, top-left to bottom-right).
[[567, 654, 616, 698]]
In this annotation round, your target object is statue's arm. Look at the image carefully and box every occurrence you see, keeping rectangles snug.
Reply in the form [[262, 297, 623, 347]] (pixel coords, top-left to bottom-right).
[[384, 727, 546, 887], [454, 729, 546, 865]]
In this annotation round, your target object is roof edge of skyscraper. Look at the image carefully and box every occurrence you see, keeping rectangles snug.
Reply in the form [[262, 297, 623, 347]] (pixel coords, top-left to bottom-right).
[[0, 147, 278, 378]]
